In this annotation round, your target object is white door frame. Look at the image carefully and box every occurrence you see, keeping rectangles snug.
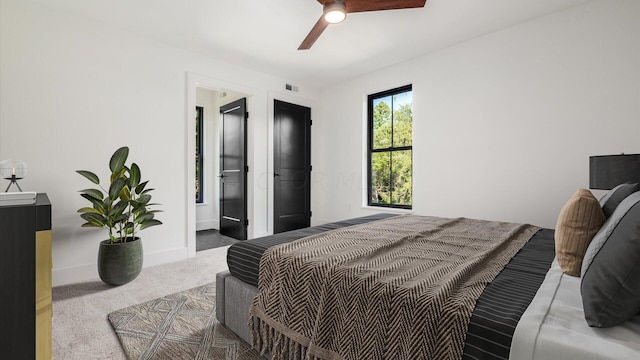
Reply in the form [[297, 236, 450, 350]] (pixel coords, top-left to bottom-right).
[[186, 72, 255, 257]]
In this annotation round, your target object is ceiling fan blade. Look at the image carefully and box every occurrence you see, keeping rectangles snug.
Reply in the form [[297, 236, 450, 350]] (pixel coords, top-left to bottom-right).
[[317, 0, 427, 13], [298, 16, 330, 50]]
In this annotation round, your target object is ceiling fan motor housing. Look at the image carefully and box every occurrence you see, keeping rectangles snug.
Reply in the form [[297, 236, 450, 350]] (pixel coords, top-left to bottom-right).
[[323, 1, 347, 24]]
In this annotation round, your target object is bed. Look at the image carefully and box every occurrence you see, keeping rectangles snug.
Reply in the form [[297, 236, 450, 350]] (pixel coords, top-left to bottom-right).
[[215, 186, 640, 360]]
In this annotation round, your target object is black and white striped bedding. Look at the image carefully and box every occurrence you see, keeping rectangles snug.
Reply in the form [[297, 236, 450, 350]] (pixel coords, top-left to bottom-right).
[[463, 228, 555, 359], [226, 215, 555, 360]]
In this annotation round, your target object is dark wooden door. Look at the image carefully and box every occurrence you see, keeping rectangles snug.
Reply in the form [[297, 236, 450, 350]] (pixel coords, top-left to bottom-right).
[[274, 100, 311, 234], [219, 98, 248, 240]]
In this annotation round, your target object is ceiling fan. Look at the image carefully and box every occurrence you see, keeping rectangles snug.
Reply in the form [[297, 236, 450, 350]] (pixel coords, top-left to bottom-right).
[[298, 0, 427, 50]]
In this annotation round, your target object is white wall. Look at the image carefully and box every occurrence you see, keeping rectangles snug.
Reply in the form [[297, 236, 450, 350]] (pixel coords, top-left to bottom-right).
[[313, 0, 640, 229], [0, 0, 319, 285]]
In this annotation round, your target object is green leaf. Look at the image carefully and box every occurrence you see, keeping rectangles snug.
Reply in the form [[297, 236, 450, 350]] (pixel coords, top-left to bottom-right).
[[79, 188, 103, 201], [81, 222, 103, 228], [80, 193, 106, 213], [109, 146, 129, 174], [134, 212, 154, 223], [110, 168, 126, 184], [114, 214, 129, 223], [76, 170, 100, 185], [93, 202, 106, 213], [109, 178, 126, 201], [130, 201, 146, 213], [132, 205, 146, 215], [140, 219, 162, 230], [119, 185, 131, 202], [80, 213, 105, 226], [138, 194, 151, 205], [77, 207, 101, 214], [135, 181, 149, 194], [129, 163, 141, 189], [109, 200, 129, 217]]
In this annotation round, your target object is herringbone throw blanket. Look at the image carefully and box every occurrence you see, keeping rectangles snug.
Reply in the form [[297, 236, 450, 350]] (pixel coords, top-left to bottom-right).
[[249, 215, 539, 360]]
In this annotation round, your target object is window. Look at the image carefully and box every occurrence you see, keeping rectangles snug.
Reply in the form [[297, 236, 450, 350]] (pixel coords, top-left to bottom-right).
[[196, 106, 204, 203], [367, 85, 412, 209]]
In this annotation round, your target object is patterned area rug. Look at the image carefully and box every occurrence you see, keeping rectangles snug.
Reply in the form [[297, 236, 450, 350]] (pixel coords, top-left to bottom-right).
[[108, 282, 263, 360]]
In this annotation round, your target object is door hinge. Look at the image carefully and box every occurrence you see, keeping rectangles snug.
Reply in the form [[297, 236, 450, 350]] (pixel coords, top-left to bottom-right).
[[310, 119, 313, 126], [310, 211, 312, 217], [245, 165, 249, 173], [310, 165, 312, 171], [245, 219, 249, 226], [246, 112, 249, 119]]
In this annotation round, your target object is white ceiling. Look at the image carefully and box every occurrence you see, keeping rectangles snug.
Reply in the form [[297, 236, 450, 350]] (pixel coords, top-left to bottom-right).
[[31, 0, 591, 88]]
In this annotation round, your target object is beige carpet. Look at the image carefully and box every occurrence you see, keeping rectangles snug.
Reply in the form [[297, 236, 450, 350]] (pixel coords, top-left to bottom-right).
[[108, 282, 261, 359], [53, 245, 262, 359]]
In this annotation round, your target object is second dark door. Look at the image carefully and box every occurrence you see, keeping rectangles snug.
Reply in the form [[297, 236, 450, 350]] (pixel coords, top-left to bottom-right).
[[274, 100, 311, 234], [219, 98, 248, 240]]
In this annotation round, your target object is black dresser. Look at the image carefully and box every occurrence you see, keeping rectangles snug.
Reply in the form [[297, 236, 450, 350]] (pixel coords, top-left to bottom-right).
[[0, 193, 52, 359]]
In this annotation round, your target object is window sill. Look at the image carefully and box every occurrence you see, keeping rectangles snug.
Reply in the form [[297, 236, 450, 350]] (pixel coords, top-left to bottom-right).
[[362, 206, 412, 214]]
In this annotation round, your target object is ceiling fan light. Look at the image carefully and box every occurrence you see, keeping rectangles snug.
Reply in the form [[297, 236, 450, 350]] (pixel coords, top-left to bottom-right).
[[324, 2, 346, 24]]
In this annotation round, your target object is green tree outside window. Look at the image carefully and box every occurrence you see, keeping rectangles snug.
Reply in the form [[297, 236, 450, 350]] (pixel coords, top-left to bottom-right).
[[368, 86, 412, 208]]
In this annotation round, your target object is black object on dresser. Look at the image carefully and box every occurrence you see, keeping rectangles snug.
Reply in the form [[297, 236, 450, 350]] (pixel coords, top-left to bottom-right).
[[0, 193, 52, 359]]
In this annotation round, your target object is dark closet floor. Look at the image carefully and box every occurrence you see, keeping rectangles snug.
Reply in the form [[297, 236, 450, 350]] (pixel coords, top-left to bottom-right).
[[196, 229, 239, 252]]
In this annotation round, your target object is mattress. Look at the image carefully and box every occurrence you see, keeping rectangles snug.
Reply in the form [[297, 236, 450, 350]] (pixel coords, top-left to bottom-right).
[[226, 213, 397, 287], [511, 258, 640, 360], [226, 214, 556, 360]]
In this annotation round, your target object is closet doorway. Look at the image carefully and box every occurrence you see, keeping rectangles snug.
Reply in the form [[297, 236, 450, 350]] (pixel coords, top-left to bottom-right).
[[195, 87, 247, 250]]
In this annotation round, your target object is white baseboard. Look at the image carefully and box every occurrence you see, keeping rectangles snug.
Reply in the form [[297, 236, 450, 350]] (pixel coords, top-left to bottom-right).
[[52, 263, 98, 287], [196, 219, 219, 231], [52, 247, 189, 287]]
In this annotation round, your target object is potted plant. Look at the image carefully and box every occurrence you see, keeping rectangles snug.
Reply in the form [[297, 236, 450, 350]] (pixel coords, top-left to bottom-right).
[[77, 146, 162, 285]]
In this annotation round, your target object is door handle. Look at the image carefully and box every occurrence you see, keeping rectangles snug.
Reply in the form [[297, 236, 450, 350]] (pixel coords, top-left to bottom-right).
[[218, 174, 225, 178]]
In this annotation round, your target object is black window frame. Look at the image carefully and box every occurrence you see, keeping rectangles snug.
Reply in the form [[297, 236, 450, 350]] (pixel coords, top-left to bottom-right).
[[367, 84, 413, 210], [196, 106, 204, 204]]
